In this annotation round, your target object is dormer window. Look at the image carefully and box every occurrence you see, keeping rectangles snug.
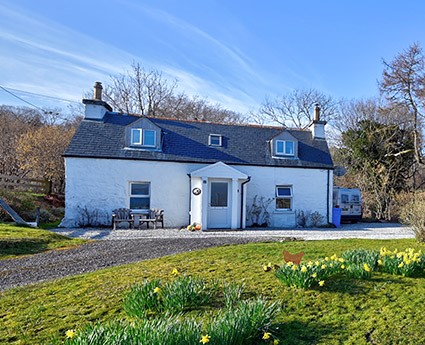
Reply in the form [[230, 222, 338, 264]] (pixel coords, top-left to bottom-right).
[[276, 140, 294, 156], [131, 128, 156, 147], [209, 134, 222, 146]]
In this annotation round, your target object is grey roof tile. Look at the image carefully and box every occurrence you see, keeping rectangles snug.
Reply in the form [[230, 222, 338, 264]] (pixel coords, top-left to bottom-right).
[[64, 112, 333, 169]]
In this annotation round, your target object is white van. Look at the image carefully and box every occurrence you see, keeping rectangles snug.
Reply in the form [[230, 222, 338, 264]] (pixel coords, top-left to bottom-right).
[[333, 187, 362, 223]]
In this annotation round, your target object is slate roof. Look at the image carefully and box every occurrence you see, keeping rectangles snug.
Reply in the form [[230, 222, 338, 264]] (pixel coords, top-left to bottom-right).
[[64, 112, 334, 169]]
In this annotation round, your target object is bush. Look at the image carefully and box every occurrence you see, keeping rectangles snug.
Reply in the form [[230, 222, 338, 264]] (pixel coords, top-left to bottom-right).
[[342, 249, 379, 279], [123, 279, 164, 318], [378, 247, 425, 277], [400, 192, 425, 242], [123, 276, 215, 318], [274, 255, 344, 289]]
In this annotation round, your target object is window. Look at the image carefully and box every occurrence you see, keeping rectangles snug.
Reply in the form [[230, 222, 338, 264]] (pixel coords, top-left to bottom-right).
[[143, 130, 156, 147], [131, 129, 142, 145], [276, 186, 292, 210], [209, 134, 222, 146], [276, 140, 294, 156], [131, 129, 156, 147], [130, 182, 150, 209], [210, 182, 228, 207]]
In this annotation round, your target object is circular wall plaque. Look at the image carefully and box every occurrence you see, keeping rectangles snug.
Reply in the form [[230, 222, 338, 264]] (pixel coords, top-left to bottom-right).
[[192, 187, 202, 195]]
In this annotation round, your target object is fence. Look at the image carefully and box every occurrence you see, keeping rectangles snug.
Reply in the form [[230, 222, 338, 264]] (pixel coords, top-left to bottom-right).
[[0, 174, 51, 194]]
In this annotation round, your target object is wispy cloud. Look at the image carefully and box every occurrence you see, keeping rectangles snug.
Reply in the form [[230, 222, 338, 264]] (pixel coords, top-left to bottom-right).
[[0, 1, 264, 113]]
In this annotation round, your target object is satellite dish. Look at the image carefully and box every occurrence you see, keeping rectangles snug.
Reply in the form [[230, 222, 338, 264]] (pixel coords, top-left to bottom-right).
[[334, 166, 347, 177]]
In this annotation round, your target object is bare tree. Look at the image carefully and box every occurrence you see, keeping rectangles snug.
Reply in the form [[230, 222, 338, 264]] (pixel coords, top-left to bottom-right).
[[255, 88, 338, 128], [0, 106, 43, 177], [101, 62, 245, 124], [379, 43, 425, 168], [103, 62, 177, 117]]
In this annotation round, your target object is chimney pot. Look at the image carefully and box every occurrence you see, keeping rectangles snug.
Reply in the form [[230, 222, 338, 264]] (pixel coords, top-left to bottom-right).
[[314, 103, 320, 122], [93, 81, 103, 101]]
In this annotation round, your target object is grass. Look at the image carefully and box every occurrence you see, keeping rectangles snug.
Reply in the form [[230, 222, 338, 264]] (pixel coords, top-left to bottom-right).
[[1, 238, 425, 344], [0, 223, 85, 259]]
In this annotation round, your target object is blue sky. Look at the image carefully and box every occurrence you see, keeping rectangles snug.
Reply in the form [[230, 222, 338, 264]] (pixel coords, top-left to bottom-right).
[[1, 0, 424, 115]]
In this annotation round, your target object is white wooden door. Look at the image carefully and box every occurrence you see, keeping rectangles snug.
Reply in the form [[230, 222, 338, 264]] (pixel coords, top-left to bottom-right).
[[208, 180, 231, 228]]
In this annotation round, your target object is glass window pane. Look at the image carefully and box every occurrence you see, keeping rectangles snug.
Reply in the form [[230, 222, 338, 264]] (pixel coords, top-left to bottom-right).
[[276, 198, 291, 209], [341, 194, 349, 203], [276, 141, 284, 154], [131, 183, 149, 196], [131, 129, 141, 145], [143, 130, 156, 146], [277, 187, 291, 196], [351, 195, 360, 203], [210, 135, 221, 146], [210, 182, 228, 207], [130, 197, 150, 209], [285, 141, 294, 155]]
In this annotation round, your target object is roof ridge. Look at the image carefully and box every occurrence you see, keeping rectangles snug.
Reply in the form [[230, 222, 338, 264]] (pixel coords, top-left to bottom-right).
[[106, 111, 309, 131]]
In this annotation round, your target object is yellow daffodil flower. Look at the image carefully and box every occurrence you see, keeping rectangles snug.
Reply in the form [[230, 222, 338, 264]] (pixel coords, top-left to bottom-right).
[[262, 332, 272, 340], [273, 340, 280, 345], [398, 262, 404, 268], [341, 265, 345, 269], [311, 273, 317, 278], [153, 287, 161, 294], [319, 280, 325, 286], [321, 264, 327, 269], [301, 266, 307, 272], [363, 263, 371, 272], [171, 268, 179, 276], [291, 265, 298, 271], [65, 330, 76, 339], [200, 334, 211, 344], [377, 259, 383, 265]]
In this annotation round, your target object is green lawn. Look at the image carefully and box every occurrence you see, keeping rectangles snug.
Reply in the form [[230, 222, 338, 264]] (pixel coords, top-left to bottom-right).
[[0, 223, 85, 259], [1, 238, 425, 344]]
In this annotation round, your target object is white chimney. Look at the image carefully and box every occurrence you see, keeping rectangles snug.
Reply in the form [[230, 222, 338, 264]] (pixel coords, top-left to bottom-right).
[[82, 82, 112, 120], [309, 103, 327, 139]]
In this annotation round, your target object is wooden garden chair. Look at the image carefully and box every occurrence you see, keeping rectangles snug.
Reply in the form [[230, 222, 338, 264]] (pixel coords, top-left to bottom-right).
[[112, 208, 134, 230]]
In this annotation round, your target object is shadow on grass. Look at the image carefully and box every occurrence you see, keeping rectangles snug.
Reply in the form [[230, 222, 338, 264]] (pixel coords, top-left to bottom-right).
[[0, 238, 50, 257], [318, 275, 407, 295], [271, 320, 337, 345]]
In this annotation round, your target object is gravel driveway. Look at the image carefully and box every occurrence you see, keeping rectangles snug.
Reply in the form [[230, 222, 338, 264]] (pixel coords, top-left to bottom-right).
[[0, 222, 414, 292]]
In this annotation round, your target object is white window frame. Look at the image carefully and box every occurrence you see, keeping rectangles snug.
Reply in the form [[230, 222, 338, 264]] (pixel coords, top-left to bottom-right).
[[276, 140, 295, 156], [131, 128, 143, 145], [209, 134, 222, 146], [275, 185, 293, 210], [131, 128, 157, 147], [143, 129, 156, 147], [129, 182, 151, 210]]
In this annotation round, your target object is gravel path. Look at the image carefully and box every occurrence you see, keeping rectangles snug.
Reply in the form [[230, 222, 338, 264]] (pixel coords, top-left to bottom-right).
[[0, 237, 279, 292], [0, 222, 414, 292]]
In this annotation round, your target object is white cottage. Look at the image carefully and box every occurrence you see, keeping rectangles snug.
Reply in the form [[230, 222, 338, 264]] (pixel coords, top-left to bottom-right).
[[61, 83, 334, 229]]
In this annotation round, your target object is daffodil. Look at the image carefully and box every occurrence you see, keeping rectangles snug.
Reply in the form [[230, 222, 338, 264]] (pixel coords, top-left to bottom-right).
[[377, 259, 383, 265], [301, 266, 307, 272], [341, 265, 345, 269], [65, 330, 76, 339], [171, 268, 179, 276], [338, 258, 345, 263], [319, 280, 325, 286], [363, 263, 371, 272], [273, 340, 280, 345], [311, 272, 317, 278], [398, 262, 404, 268], [321, 264, 327, 269], [200, 334, 211, 344], [291, 265, 298, 271], [262, 332, 272, 340], [153, 287, 161, 294]]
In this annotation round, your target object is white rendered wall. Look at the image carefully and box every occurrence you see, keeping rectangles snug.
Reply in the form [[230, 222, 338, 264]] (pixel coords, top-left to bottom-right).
[[61, 157, 332, 228], [235, 165, 332, 228], [61, 158, 203, 227]]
